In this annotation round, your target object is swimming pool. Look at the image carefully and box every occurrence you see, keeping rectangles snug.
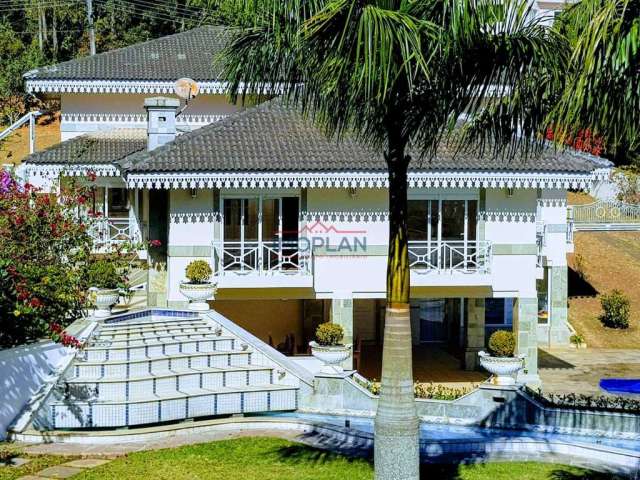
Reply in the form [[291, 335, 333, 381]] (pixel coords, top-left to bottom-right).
[[601, 378, 640, 395]]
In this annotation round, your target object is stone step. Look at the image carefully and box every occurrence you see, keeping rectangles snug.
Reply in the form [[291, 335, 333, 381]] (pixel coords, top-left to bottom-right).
[[81, 337, 239, 362], [65, 366, 275, 401], [97, 325, 216, 340], [89, 331, 222, 348], [73, 350, 253, 378], [50, 385, 298, 428]]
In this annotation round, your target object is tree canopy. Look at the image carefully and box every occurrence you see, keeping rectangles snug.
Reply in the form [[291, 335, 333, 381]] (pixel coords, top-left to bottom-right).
[[553, 0, 640, 164]]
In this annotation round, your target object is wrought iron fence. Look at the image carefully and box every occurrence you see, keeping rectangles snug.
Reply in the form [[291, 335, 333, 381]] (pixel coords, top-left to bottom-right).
[[570, 200, 640, 224]]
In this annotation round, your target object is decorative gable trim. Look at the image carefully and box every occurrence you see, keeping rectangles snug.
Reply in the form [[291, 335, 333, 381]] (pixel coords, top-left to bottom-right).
[[125, 170, 606, 190], [25, 79, 230, 95]]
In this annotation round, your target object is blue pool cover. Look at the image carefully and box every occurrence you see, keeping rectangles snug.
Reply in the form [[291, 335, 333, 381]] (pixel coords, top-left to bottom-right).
[[600, 378, 640, 394]]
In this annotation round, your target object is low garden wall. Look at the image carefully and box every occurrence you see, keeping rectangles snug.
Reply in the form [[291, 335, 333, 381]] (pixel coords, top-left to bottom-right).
[[300, 374, 640, 440]]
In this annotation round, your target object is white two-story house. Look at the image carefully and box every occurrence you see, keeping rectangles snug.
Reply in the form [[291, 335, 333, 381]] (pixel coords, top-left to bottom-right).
[[22, 26, 609, 385]]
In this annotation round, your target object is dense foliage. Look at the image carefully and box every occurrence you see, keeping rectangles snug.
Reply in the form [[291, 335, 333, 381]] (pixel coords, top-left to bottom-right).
[[600, 289, 631, 329], [488, 330, 516, 357], [314, 322, 344, 346], [0, 171, 92, 348], [185, 259, 213, 283], [0, 0, 224, 126], [85, 259, 122, 290], [530, 388, 640, 413]]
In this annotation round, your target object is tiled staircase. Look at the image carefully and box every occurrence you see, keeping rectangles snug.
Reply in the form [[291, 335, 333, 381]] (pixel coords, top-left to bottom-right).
[[41, 311, 299, 429]]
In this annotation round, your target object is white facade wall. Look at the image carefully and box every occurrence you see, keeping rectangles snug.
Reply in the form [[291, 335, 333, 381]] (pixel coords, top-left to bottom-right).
[[165, 186, 553, 302], [60, 93, 241, 140]]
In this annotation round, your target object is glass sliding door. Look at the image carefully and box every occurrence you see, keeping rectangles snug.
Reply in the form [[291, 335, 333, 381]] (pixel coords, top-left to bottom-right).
[[408, 198, 478, 270], [222, 195, 300, 273], [223, 198, 259, 271]]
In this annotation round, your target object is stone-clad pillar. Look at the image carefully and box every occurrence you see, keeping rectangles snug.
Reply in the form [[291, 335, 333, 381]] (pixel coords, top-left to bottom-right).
[[514, 297, 540, 384], [331, 297, 354, 370], [464, 298, 485, 371], [549, 266, 571, 345]]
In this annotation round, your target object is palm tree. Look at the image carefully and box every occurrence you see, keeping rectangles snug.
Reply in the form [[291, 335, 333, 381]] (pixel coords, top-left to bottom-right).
[[552, 0, 639, 164], [215, 1, 564, 477]]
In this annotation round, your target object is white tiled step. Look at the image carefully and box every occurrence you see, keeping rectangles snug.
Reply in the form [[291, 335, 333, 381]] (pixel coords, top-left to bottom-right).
[[81, 337, 238, 362], [100, 318, 205, 330], [73, 350, 253, 378], [51, 386, 298, 428], [89, 332, 228, 348], [65, 366, 275, 401], [97, 325, 217, 340]]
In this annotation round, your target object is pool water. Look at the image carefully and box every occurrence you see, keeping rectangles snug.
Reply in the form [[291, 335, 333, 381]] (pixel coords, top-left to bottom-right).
[[600, 378, 640, 395]]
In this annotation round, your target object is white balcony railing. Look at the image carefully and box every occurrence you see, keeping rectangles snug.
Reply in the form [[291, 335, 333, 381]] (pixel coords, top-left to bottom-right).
[[408, 240, 492, 274], [87, 217, 142, 252], [213, 241, 312, 276]]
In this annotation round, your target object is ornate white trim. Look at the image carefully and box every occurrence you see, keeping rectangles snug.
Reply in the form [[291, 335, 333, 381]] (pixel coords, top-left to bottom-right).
[[61, 112, 227, 125], [125, 170, 604, 190], [25, 79, 272, 95], [24, 163, 120, 179]]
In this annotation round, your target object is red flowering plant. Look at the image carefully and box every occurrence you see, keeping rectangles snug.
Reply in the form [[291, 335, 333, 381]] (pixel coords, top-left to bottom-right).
[[544, 126, 605, 157], [0, 170, 94, 348]]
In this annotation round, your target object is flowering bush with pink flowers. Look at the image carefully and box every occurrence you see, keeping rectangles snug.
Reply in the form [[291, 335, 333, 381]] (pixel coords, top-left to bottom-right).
[[0, 170, 93, 348]]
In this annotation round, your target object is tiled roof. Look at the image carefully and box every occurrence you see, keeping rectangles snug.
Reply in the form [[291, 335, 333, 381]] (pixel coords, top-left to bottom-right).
[[24, 129, 146, 165], [24, 100, 603, 176], [24, 26, 229, 82], [123, 99, 601, 175]]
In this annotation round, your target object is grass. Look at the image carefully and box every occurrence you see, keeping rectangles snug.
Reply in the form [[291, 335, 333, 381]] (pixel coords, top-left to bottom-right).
[[569, 231, 640, 348], [0, 438, 626, 479], [69, 437, 622, 480]]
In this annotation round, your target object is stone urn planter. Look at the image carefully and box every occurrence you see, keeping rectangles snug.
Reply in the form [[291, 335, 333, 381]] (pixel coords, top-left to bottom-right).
[[180, 260, 216, 311], [478, 351, 524, 385], [93, 288, 120, 318], [309, 342, 352, 374], [179, 282, 217, 311], [478, 330, 524, 386], [309, 322, 351, 374]]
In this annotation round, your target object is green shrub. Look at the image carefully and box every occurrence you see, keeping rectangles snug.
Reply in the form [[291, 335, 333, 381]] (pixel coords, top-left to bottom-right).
[[315, 322, 344, 346], [570, 333, 585, 347], [488, 330, 516, 357], [355, 377, 472, 400], [185, 260, 213, 284], [86, 260, 121, 290], [600, 290, 630, 329]]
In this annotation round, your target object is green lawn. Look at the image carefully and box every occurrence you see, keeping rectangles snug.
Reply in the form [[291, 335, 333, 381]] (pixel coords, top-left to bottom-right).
[[0, 437, 628, 480]]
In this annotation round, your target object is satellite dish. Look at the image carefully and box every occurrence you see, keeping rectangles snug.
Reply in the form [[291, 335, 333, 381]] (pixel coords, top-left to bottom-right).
[[174, 78, 200, 100]]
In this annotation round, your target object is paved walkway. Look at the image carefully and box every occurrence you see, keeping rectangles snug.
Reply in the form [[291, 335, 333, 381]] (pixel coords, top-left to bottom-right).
[[16, 458, 111, 479], [539, 347, 640, 395]]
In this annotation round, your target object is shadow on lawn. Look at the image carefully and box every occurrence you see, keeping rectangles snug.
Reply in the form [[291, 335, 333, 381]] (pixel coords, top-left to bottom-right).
[[276, 442, 627, 479]]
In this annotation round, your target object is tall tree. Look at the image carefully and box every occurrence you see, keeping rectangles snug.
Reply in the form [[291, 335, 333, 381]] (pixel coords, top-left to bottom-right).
[[215, 1, 562, 477], [552, 0, 640, 164]]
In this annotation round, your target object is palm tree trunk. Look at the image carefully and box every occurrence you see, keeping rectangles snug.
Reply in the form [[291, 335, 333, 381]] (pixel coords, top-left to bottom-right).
[[374, 133, 420, 480]]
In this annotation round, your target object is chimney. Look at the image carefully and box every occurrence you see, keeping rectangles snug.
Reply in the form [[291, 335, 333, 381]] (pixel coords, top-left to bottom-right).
[[144, 97, 180, 151]]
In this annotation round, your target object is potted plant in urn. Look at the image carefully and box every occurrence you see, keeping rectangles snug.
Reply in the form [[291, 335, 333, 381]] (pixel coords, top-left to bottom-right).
[[309, 323, 352, 374], [86, 259, 123, 318], [179, 260, 216, 311], [478, 330, 524, 386]]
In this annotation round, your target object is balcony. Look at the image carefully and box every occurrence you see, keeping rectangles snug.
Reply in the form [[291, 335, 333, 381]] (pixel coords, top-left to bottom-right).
[[408, 240, 492, 287], [212, 241, 313, 288]]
